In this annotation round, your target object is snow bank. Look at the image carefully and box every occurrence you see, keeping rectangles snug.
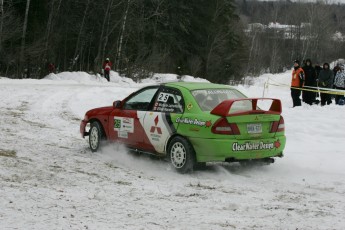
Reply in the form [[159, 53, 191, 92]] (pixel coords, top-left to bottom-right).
[[43, 71, 208, 85], [1, 68, 345, 230]]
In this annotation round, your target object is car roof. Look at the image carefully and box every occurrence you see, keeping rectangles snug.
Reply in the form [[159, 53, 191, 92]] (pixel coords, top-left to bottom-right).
[[163, 81, 234, 90]]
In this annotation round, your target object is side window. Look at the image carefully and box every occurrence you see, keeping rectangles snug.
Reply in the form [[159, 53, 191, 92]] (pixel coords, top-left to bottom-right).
[[152, 87, 184, 113], [123, 87, 159, 110]]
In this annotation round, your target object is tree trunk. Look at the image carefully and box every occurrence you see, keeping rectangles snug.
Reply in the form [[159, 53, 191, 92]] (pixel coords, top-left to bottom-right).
[[44, 0, 57, 62], [45, 1, 54, 54], [72, 0, 90, 70], [116, 0, 130, 72], [0, 0, 4, 52], [101, 0, 114, 68], [94, 1, 112, 72], [20, 0, 31, 78], [41, 0, 62, 77]]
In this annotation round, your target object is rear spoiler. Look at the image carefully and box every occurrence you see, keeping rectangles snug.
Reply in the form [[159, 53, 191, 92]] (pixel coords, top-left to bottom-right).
[[210, 98, 282, 117]]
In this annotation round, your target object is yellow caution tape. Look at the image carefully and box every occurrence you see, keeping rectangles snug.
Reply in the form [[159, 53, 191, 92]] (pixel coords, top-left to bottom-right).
[[266, 81, 345, 95]]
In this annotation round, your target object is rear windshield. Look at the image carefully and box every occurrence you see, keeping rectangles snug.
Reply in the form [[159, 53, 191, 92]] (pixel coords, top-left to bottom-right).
[[192, 88, 250, 111]]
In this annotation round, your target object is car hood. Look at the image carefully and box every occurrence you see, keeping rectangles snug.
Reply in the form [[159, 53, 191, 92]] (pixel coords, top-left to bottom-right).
[[86, 106, 113, 117]]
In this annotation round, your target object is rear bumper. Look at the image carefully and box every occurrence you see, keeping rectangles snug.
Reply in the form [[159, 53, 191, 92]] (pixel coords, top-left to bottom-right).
[[189, 136, 286, 162], [80, 120, 89, 138]]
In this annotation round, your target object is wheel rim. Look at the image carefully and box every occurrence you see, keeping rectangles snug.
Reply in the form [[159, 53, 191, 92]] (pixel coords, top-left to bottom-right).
[[90, 126, 99, 150], [170, 142, 186, 168]]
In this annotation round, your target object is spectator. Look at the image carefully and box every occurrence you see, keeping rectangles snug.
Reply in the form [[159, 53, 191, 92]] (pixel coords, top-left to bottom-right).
[[333, 63, 341, 80], [302, 59, 317, 105], [290, 60, 305, 107], [318, 63, 334, 106], [48, 63, 55, 74], [314, 63, 322, 78], [102, 58, 112, 82], [333, 64, 345, 105]]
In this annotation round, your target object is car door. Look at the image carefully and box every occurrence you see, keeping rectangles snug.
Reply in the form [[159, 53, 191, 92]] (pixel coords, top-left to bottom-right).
[[141, 86, 184, 154], [108, 86, 160, 148]]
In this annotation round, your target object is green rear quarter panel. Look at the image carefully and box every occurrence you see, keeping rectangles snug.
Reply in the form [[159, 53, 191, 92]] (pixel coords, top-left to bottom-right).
[[165, 82, 286, 162]]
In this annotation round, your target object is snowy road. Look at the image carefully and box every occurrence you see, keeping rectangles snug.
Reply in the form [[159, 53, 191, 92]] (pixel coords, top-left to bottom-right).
[[1, 73, 345, 229]]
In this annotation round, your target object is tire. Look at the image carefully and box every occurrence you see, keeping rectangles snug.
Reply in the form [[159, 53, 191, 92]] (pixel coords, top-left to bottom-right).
[[89, 121, 104, 152], [168, 136, 196, 173]]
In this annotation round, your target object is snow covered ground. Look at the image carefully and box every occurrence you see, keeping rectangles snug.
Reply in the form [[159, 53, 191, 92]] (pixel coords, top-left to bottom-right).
[[1, 70, 345, 230]]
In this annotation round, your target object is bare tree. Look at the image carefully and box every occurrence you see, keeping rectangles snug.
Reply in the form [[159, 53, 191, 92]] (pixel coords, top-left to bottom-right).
[[72, 0, 90, 70], [116, 0, 130, 71], [94, 0, 113, 72], [0, 0, 3, 52], [20, 0, 31, 77], [44, 0, 63, 63]]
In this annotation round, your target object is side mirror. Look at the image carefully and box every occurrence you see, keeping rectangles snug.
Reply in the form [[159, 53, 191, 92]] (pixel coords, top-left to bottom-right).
[[113, 100, 122, 108]]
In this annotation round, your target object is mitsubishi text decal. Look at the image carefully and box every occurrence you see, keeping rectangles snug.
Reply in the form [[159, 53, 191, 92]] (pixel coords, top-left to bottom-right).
[[139, 112, 174, 153]]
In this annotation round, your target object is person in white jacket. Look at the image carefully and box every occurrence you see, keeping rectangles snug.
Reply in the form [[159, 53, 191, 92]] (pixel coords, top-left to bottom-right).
[[334, 64, 345, 105]]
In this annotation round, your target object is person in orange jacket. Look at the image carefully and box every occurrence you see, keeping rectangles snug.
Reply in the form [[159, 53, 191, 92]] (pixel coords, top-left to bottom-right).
[[291, 60, 305, 107], [102, 58, 112, 82]]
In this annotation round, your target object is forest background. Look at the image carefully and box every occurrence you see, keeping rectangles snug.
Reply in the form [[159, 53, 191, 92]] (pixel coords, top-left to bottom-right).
[[1, 0, 345, 83]]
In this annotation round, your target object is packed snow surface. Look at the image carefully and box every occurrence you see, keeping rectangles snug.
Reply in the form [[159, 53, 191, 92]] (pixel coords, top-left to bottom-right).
[[1, 71, 345, 229]]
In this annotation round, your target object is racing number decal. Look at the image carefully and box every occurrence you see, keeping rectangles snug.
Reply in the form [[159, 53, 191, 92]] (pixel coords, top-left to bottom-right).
[[114, 118, 121, 129], [158, 92, 169, 102]]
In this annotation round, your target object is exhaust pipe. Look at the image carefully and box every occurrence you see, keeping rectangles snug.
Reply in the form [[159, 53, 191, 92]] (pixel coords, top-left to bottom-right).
[[262, 158, 275, 164]]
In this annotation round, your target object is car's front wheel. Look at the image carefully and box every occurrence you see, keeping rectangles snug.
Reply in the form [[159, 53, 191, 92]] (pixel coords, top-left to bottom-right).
[[89, 121, 104, 152], [168, 136, 196, 173]]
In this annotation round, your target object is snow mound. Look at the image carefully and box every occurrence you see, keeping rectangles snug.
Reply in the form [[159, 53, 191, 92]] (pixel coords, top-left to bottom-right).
[[44, 71, 209, 85], [44, 71, 136, 85], [140, 73, 209, 84]]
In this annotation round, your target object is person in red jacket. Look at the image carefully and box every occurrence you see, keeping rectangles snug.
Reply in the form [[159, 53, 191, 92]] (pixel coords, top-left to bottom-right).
[[291, 60, 305, 107], [102, 58, 112, 82], [48, 63, 55, 74]]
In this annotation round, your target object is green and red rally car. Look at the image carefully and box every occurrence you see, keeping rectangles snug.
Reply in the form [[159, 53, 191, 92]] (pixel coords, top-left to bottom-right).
[[80, 82, 286, 173]]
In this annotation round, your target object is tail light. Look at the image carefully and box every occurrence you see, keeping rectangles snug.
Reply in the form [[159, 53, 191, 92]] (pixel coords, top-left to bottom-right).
[[270, 116, 285, 133], [212, 117, 240, 135]]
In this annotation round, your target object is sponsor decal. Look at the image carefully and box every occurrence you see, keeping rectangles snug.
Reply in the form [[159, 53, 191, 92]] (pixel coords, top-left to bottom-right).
[[274, 139, 281, 148], [207, 89, 231, 95], [187, 103, 193, 110], [232, 140, 281, 151], [114, 117, 134, 133], [118, 131, 128, 139], [205, 120, 212, 127], [153, 102, 181, 112], [150, 116, 162, 134], [176, 117, 212, 127], [150, 115, 162, 141], [123, 117, 131, 124]]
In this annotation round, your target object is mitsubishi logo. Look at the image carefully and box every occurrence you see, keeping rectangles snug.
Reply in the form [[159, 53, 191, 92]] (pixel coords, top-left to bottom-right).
[[150, 115, 162, 134]]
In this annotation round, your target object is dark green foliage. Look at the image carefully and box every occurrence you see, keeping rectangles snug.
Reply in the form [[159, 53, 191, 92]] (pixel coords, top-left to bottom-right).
[[0, 0, 247, 83]]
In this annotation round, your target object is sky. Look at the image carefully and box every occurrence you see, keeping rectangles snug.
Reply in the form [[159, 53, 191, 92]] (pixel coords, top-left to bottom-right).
[[1, 70, 345, 229]]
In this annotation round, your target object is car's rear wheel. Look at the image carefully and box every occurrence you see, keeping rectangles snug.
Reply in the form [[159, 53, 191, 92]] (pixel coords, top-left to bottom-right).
[[89, 121, 104, 152], [168, 136, 196, 173]]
